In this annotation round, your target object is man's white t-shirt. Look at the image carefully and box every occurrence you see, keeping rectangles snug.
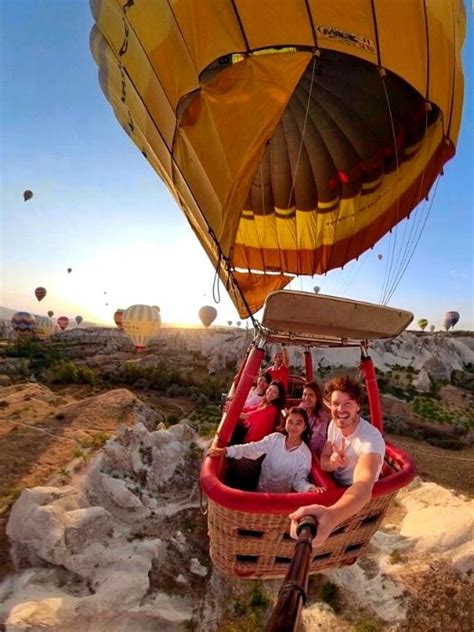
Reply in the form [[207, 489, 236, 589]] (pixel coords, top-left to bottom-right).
[[327, 417, 385, 486]]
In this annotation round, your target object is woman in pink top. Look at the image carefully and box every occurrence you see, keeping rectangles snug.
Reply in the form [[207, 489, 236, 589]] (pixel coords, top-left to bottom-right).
[[299, 381, 330, 458]]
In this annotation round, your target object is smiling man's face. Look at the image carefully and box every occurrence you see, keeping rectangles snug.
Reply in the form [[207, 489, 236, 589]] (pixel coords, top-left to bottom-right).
[[330, 390, 360, 436]]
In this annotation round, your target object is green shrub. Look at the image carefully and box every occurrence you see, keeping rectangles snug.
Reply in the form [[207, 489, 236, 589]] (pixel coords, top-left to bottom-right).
[[320, 579, 340, 612], [166, 413, 180, 426], [49, 360, 79, 383], [78, 366, 96, 385]]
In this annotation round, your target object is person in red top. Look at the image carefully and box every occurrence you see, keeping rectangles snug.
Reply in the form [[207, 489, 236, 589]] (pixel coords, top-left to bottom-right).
[[267, 345, 290, 389], [230, 381, 287, 444]]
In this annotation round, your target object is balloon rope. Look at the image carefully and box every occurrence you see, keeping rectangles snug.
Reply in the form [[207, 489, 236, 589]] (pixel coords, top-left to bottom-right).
[[286, 56, 317, 212], [212, 253, 222, 304], [382, 109, 431, 304], [378, 72, 401, 306], [384, 174, 441, 305]]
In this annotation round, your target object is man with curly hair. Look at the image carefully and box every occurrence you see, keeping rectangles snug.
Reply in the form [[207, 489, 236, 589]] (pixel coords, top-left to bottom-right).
[[289, 375, 385, 547]]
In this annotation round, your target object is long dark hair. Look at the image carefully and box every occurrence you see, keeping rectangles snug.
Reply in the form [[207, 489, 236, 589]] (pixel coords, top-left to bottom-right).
[[277, 406, 312, 446], [265, 380, 286, 411], [303, 380, 324, 415]]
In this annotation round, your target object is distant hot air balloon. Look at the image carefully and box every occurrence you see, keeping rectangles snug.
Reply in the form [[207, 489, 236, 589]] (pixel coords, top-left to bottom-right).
[[198, 306, 217, 328], [34, 316, 54, 340], [236, 321, 241, 327], [67, 268, 72, 274], [227, 320, 233, 327], [47, 310, 54, 318], [377, 254, 383, 261], [11, 312, 36, 337], [57, 316, 70, 331], [75, 315, 83, 325], [34, 287, 47, 302], [443, 311, 460, 331], [23, 190, 33, 202], [114, 308, 124, 330], [313, 286, 320, 294], [122, 304, 161, 351], [429, 324, 435, 333], [417, 318, 428, 331]]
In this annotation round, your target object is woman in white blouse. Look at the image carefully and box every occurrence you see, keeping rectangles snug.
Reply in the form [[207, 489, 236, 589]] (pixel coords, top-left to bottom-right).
[[208, 407, 324, 494]]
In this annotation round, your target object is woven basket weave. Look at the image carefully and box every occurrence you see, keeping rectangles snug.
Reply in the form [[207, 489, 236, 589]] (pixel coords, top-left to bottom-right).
[[208, 492, 396, 578]]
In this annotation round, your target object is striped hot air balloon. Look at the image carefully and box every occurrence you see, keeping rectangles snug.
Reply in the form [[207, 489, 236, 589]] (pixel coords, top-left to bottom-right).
[[34, 316, 54, 340], [90, 0, 465, 318], [57, 316, 70, 331], [122, 304, 161, 351], [35, 287, 47, 302], [443, 311, 460, 331], [11, 312, 37, 337], [417, 318, 428, 331], [113, 308, 124, 330]]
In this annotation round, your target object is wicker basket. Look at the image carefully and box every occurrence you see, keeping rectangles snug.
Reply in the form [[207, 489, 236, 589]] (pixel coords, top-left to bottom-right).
[[207, 491, 395, 578]]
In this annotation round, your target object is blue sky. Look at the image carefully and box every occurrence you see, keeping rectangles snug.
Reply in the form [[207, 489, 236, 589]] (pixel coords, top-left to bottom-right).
[[1, 1, 473, 329]]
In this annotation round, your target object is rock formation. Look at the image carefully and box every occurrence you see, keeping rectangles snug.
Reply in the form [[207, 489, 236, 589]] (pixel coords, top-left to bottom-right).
[[1, 391, 472, 631]]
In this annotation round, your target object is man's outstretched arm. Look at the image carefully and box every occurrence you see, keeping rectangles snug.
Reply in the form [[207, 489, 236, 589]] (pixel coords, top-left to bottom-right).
[[289, 452, 381, 547]]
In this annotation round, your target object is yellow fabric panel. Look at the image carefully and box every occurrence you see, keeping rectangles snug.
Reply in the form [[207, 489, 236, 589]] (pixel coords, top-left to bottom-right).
[[127, 1, 200, 110], [236, 117, 444, 257], [95, 0, 199, 111], [91, 29, 174, 183], [374, 0, 427, 99], [170, 0, 247, 74], [307, 0, 377, 65], [91, 1, 177, 148], [425, 0, 464, 141], [232, 271, 293, 317], [174, 52, 312, 252], [234, 0, 314, 49]]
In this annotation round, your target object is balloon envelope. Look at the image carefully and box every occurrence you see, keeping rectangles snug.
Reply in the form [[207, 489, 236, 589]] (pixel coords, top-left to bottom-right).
[[113, 308, 124, 330], [122, 304, 161, 351], [47, 310, 54, 318], [417, 318, 428, 331], [91, 2, 465, 317], [429, 324, 435, 332], [313, 286, 320, 294], [75, 315, 83, 325], [67, 268, 72, 274], [443, 311, 460, 331], [23, 190, 33, 202], [198, 306, 217, 328], [34, 287, 47, 302], [57, 316, 69, 331], [377, 254, 383, 261], [11, 312, 36, 336], [35, 316, 54, 340]]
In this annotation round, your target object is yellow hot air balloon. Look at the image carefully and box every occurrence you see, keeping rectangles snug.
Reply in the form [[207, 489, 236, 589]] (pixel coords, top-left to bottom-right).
[[417, 318, 428, 331], [198, 306, 217, 328], [90, 0, 465, 318], [122, 304, 161, 351], [34, 316, 54, 340]]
